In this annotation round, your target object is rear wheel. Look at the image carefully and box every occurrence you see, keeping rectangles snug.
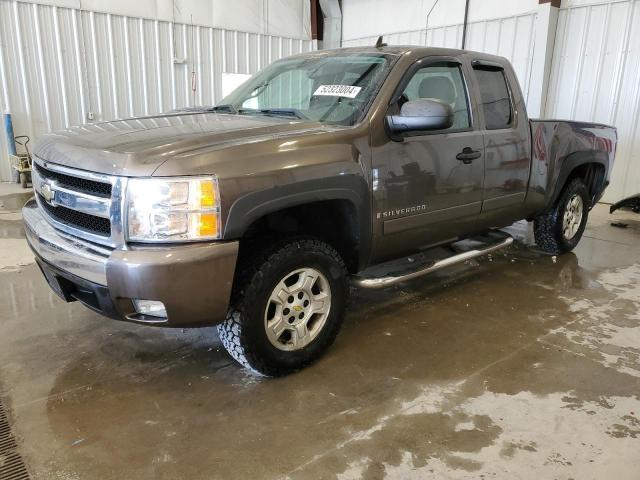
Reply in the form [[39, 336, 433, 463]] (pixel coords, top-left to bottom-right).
[[217, 238, 348, 377], [534, 178, 590, 254]]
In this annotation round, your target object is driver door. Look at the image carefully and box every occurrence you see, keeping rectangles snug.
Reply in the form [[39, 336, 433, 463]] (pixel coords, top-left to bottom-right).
[[371, 58, 485, 260]]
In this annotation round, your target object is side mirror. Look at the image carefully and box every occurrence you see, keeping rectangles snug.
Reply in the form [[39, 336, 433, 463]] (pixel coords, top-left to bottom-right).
[[385, 98, 454, 141]]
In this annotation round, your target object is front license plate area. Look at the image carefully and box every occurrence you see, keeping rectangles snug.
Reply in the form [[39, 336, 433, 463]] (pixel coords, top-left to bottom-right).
[[37, 260, 76, 302]]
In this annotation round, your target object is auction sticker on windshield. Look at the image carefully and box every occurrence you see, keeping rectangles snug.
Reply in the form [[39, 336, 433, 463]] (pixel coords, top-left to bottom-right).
[[313, 85, 362, 99]]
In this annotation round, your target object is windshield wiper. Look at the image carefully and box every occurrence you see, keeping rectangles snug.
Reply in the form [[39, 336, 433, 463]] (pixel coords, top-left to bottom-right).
[[210, 104, 237, 114], [238, 108, 310, 120]]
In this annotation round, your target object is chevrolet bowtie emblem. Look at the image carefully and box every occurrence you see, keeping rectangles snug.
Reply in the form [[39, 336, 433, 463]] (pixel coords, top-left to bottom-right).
[[40, 182, 55, 204], [293, 306, 303, 312]]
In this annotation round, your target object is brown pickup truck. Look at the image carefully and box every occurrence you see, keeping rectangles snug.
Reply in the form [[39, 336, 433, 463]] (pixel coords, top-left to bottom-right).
[[23, 46, 617, 376]]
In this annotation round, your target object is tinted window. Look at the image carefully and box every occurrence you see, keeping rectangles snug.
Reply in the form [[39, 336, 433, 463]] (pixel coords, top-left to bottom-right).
[[401, 64, 470, 131], [474, 68, 512, 130]]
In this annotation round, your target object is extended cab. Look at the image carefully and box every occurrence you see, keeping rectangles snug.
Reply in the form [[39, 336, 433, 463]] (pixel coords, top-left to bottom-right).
[[23, 46, 617, 376]]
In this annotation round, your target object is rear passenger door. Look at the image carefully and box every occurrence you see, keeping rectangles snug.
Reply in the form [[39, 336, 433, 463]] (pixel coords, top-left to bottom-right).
[[471, 61, 531, 212]]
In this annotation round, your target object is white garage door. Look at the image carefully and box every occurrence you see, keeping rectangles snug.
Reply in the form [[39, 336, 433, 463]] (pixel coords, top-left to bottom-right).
[[545, 0, 640, 203]]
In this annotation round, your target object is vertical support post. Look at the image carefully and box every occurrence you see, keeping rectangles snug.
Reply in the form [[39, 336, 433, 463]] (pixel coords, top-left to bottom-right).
[[527, 1, 560, 118], [319, 0, 342, 50], [311, 0, 319, 41]]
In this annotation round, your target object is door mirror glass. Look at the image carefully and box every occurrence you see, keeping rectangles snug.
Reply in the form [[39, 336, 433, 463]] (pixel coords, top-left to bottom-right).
[[386, 98, 454, 139]]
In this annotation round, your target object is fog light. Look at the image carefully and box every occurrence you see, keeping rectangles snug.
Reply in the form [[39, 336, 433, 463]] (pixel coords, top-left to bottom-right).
[[133, 300, 167, 318]]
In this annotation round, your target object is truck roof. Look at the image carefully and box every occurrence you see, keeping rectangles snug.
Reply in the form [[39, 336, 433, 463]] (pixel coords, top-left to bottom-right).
[[289, 45, 510, 65]]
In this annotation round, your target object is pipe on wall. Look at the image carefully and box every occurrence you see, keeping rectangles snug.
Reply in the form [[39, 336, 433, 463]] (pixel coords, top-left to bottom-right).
[[3, 113, 16, 156], [3, 113, 17, 182], [424, 0, 440, 46], [461, 0, 470, 49]]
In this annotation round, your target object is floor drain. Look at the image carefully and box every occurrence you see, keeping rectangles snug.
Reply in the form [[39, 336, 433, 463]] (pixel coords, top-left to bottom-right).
[[0, 398, 29, 480]]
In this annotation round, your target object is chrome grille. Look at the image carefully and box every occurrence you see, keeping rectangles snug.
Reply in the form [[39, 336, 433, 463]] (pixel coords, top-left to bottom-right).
[[32, 159, 126, 247], [37, 192, 111, 236], [35, 163, 112, 198]]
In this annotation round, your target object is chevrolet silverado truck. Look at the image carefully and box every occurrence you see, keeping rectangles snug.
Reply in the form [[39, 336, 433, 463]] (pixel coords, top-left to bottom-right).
[[23, 46, 617, 376]]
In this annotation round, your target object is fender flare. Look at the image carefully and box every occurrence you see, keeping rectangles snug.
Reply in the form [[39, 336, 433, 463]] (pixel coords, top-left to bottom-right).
[[223, 175, 372, 268], [545, 150, 609, 211]]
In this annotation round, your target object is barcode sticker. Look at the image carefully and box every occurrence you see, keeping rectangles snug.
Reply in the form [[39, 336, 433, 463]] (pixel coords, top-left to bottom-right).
[[313, 85, 362, 99]]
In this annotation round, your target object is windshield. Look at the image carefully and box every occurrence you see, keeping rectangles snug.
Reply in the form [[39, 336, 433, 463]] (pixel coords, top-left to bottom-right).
[[218, 53, 394, 126]]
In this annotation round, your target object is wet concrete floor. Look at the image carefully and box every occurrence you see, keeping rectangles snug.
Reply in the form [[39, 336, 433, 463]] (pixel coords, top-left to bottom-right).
[[0, 181, 639, 479]]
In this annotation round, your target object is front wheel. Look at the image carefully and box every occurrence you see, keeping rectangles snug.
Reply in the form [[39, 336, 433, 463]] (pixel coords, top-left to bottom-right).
[[217, 238, 348, 377], [534, 178, 590, 254]]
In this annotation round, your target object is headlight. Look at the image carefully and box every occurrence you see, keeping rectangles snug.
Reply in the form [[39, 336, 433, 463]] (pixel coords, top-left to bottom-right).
[[126, 177, 220, 242]]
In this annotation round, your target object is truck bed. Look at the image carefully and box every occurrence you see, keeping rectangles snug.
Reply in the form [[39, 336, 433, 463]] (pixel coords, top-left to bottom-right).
[[527, 118, 617, 213]]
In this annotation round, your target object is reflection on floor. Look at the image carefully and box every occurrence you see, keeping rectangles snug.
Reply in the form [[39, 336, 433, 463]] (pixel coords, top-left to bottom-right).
[[1, 181, 639, 479]]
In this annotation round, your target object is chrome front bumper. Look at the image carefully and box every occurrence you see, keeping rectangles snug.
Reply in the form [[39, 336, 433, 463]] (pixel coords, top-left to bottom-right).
[[23, 198, 109, 285], [23, 197, 239, 326]]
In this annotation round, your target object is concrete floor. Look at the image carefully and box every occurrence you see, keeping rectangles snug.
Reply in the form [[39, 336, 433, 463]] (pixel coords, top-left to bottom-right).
[[1, 181, 639, 479]]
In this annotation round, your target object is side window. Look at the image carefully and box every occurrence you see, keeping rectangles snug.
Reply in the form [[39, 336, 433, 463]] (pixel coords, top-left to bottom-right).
[[473, 68, 513, 130], [401, 64, 470, 131]]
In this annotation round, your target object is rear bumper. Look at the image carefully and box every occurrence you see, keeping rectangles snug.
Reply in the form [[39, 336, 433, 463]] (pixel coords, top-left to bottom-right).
[[23, 198, 239, 326]]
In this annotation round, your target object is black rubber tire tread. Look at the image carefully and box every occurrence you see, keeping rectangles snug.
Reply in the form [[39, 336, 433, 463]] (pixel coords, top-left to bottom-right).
[[533, 178, 590, 254], [217, 237, 348, 377]]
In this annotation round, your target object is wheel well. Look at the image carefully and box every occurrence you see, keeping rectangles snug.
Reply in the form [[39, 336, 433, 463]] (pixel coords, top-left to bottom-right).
[[240, 200, 360, 273], [565, 162, 606, 206]]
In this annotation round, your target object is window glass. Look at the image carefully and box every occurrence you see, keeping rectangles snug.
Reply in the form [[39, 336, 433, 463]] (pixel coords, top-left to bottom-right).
[[474, 68, 512, 130], [242, 70, 315, 111], [220, 54, 394, 126], [401, 64, 470, 130]]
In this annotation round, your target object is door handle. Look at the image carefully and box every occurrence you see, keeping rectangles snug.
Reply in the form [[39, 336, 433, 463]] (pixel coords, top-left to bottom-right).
[[456, 147, 482, 164]]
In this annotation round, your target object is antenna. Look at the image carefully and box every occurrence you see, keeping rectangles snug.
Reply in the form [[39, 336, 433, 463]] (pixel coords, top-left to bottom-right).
[[375, 36, 387, 48]]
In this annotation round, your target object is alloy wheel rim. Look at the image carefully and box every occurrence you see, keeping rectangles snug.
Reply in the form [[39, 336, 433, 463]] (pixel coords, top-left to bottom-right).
[[562, 194, 583, 240], [264, 267, 331, 351]]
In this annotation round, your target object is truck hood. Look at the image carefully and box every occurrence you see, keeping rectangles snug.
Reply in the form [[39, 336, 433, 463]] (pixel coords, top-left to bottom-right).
[[34, 112, 327, 177]]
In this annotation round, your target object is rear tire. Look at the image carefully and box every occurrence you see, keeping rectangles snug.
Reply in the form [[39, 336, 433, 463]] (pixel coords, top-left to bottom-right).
[[217, 238, 348, 377], [20, 172, 28, 188], [534, 178, 590, 254]]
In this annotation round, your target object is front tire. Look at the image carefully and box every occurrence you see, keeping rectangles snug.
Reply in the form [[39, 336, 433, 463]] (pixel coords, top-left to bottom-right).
[[534, 178, 590, 254], [217, 238, 348, 377]]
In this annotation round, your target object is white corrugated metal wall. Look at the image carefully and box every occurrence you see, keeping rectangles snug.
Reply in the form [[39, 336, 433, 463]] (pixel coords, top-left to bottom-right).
[[344, 1, 640, 204], [341, 13, 538, 107], [546, 0, 640, 203], [0, 0, 315, 182], [3, 0, 638, 201]]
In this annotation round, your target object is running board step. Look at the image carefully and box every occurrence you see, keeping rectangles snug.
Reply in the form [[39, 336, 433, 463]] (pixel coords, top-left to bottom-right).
[[352, 234, 514, 289]]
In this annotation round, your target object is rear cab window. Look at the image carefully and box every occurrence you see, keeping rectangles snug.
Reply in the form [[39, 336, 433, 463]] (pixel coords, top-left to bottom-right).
[[473, 66, 513, 130]]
